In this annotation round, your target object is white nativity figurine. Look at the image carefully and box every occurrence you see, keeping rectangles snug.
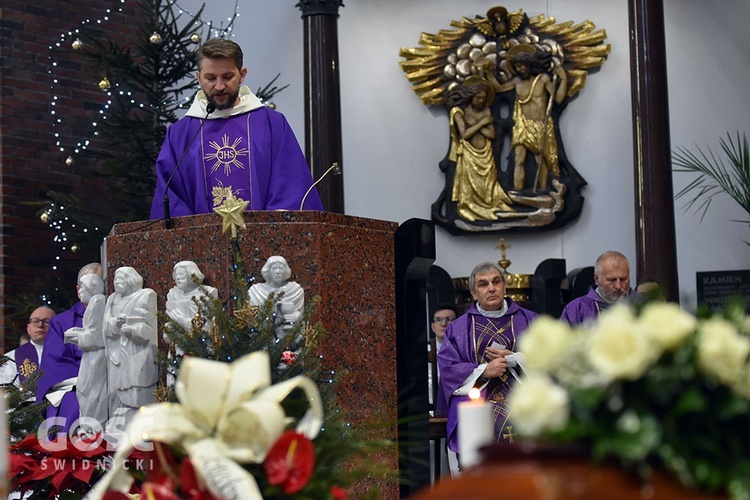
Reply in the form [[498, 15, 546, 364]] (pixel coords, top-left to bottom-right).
[[64, 273, 108, 436], [103, 266, 158, 427], [248, 255, 305, 338], [165, 261, 219, 341]]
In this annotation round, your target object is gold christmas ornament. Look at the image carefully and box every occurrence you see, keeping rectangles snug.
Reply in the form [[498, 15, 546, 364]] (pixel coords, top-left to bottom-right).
[[149, 31, 162, 44], [71, 244, 80, 252], [65, 156, 75, 166], [191, 310, 206, 332], [40, 212, 50, 224], [72, 38, 83, 51], [190, 33, 201, 44], [98, 77, 111, 90], [268, 102, 276, 110], [209, 322, 223, 346]]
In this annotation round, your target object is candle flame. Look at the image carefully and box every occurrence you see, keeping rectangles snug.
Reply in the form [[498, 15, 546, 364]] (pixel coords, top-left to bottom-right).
[[468, 387, 481, 400]]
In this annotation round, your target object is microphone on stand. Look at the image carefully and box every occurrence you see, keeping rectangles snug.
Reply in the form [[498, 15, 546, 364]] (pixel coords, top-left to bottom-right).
[[163, 102, 216, 229], [299, 162, 342, 210]]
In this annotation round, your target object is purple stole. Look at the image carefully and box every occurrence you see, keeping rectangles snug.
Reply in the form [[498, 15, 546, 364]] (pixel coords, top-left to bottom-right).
[[14, 342, 40, 382], [200, 114, 253, 205]]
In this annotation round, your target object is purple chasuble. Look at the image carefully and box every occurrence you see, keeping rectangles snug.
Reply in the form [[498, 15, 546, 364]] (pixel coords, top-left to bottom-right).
[[14, 341, 41, 383], [38, 302, 84, 432], [560, 286, 635, 326], [437, 299, 538, 455], [150, 106, 323, 219]]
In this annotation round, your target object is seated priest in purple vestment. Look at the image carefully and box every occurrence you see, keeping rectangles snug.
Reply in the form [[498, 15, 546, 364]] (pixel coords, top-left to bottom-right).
[[437, 262, 538, 467], [37, 263, 101, 433], [0, 306, 55, 387], [560, 251, 635, 326], [149, 38, 324, 220]]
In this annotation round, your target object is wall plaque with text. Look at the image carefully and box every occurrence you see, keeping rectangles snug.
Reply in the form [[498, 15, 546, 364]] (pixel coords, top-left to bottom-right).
[[696, 270, 750, 312]]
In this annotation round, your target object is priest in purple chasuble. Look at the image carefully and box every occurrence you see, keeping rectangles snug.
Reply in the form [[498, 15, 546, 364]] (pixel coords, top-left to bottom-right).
[[561, 250, 634, 326], [4, 306, 55, 386], [150, 38, 323, 219], [437, 262, 538, 462], [37, 303, 84, 432]]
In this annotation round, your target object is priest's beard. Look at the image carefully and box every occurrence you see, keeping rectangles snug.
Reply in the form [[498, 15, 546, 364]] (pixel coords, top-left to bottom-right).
[[208, 89, 240, 111]]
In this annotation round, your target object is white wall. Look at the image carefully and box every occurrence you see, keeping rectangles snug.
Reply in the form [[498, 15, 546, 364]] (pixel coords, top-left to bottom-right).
[[182, 0, 750, 310]]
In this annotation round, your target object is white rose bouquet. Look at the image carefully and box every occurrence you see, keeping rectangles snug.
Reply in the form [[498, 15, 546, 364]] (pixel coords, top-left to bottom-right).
[[507, 299, 750, 499]]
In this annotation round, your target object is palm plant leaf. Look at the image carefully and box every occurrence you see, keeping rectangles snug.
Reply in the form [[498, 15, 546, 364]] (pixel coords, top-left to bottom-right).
[[672, 131, 750, 225]]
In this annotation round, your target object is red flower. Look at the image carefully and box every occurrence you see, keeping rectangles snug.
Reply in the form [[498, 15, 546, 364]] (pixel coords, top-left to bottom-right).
[[281, 350, 296, 365], [264, 430, 315, 494], [330, 485, 347, 499], [124, 443, 217, 500], [10, 432, 111, 495], [102, 492, 132, 500], [180, 456, 217, 500]]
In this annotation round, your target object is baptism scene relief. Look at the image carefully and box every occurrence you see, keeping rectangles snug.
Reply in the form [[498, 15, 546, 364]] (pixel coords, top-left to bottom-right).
[[399, 6, 610, 234]]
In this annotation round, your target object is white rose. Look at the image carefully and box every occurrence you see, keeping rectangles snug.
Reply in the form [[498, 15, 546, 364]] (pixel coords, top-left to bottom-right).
[[518, 316, 575, 373], [588, 304, 660, 381], [638, 302, 697, 351], [508, 373, 569, 437], [697, 317, 750, 386], [553, 334, 609, 389]]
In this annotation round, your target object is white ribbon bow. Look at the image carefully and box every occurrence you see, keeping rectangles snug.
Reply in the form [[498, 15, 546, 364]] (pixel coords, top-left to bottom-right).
[[86, 351, 324, 499]]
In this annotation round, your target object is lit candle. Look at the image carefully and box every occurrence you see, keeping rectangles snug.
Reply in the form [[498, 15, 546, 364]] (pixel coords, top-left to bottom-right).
[[457, 387, 493, 469]]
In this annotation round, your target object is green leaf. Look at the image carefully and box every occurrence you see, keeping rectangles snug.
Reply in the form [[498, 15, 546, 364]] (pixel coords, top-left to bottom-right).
[[673, 387, 707, 415], [593, 414, 661, 463], [673, 131, 750, 226]]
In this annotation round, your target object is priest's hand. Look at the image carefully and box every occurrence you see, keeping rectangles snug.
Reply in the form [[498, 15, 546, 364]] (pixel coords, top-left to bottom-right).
[[485, 346, 512, 361], [482, 349, 513, 378]]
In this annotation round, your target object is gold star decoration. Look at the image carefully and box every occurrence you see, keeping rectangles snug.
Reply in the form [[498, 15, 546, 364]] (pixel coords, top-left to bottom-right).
[[233, 303, 259, 329], [153, 385, 170, 403], [213, 191, 248, 237], [301, 321, 320, 348]]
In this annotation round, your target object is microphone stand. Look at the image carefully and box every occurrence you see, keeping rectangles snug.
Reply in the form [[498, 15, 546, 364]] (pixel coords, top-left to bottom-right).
[[300, 162, 341, 210], [163, 102, 216, 228]]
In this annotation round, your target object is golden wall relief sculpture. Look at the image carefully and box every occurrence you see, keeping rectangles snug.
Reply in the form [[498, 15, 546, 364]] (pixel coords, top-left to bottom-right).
[[399, 6, 610, 235]]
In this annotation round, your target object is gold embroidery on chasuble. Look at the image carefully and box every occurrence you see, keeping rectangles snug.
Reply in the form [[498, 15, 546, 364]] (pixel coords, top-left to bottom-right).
[[201, 113, 253, 206], [19, 358, 37, 378], [470, 314, 518, 440], [206, 134, 250, 176]]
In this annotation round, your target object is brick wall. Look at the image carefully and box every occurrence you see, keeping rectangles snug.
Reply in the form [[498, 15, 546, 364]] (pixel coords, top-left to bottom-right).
[[0, 1, 140, 350]]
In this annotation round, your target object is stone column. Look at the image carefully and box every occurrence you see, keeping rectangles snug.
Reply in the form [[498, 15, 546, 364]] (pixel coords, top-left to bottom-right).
[[296, 0, 345, 213], [628, 0, 679, 300]]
